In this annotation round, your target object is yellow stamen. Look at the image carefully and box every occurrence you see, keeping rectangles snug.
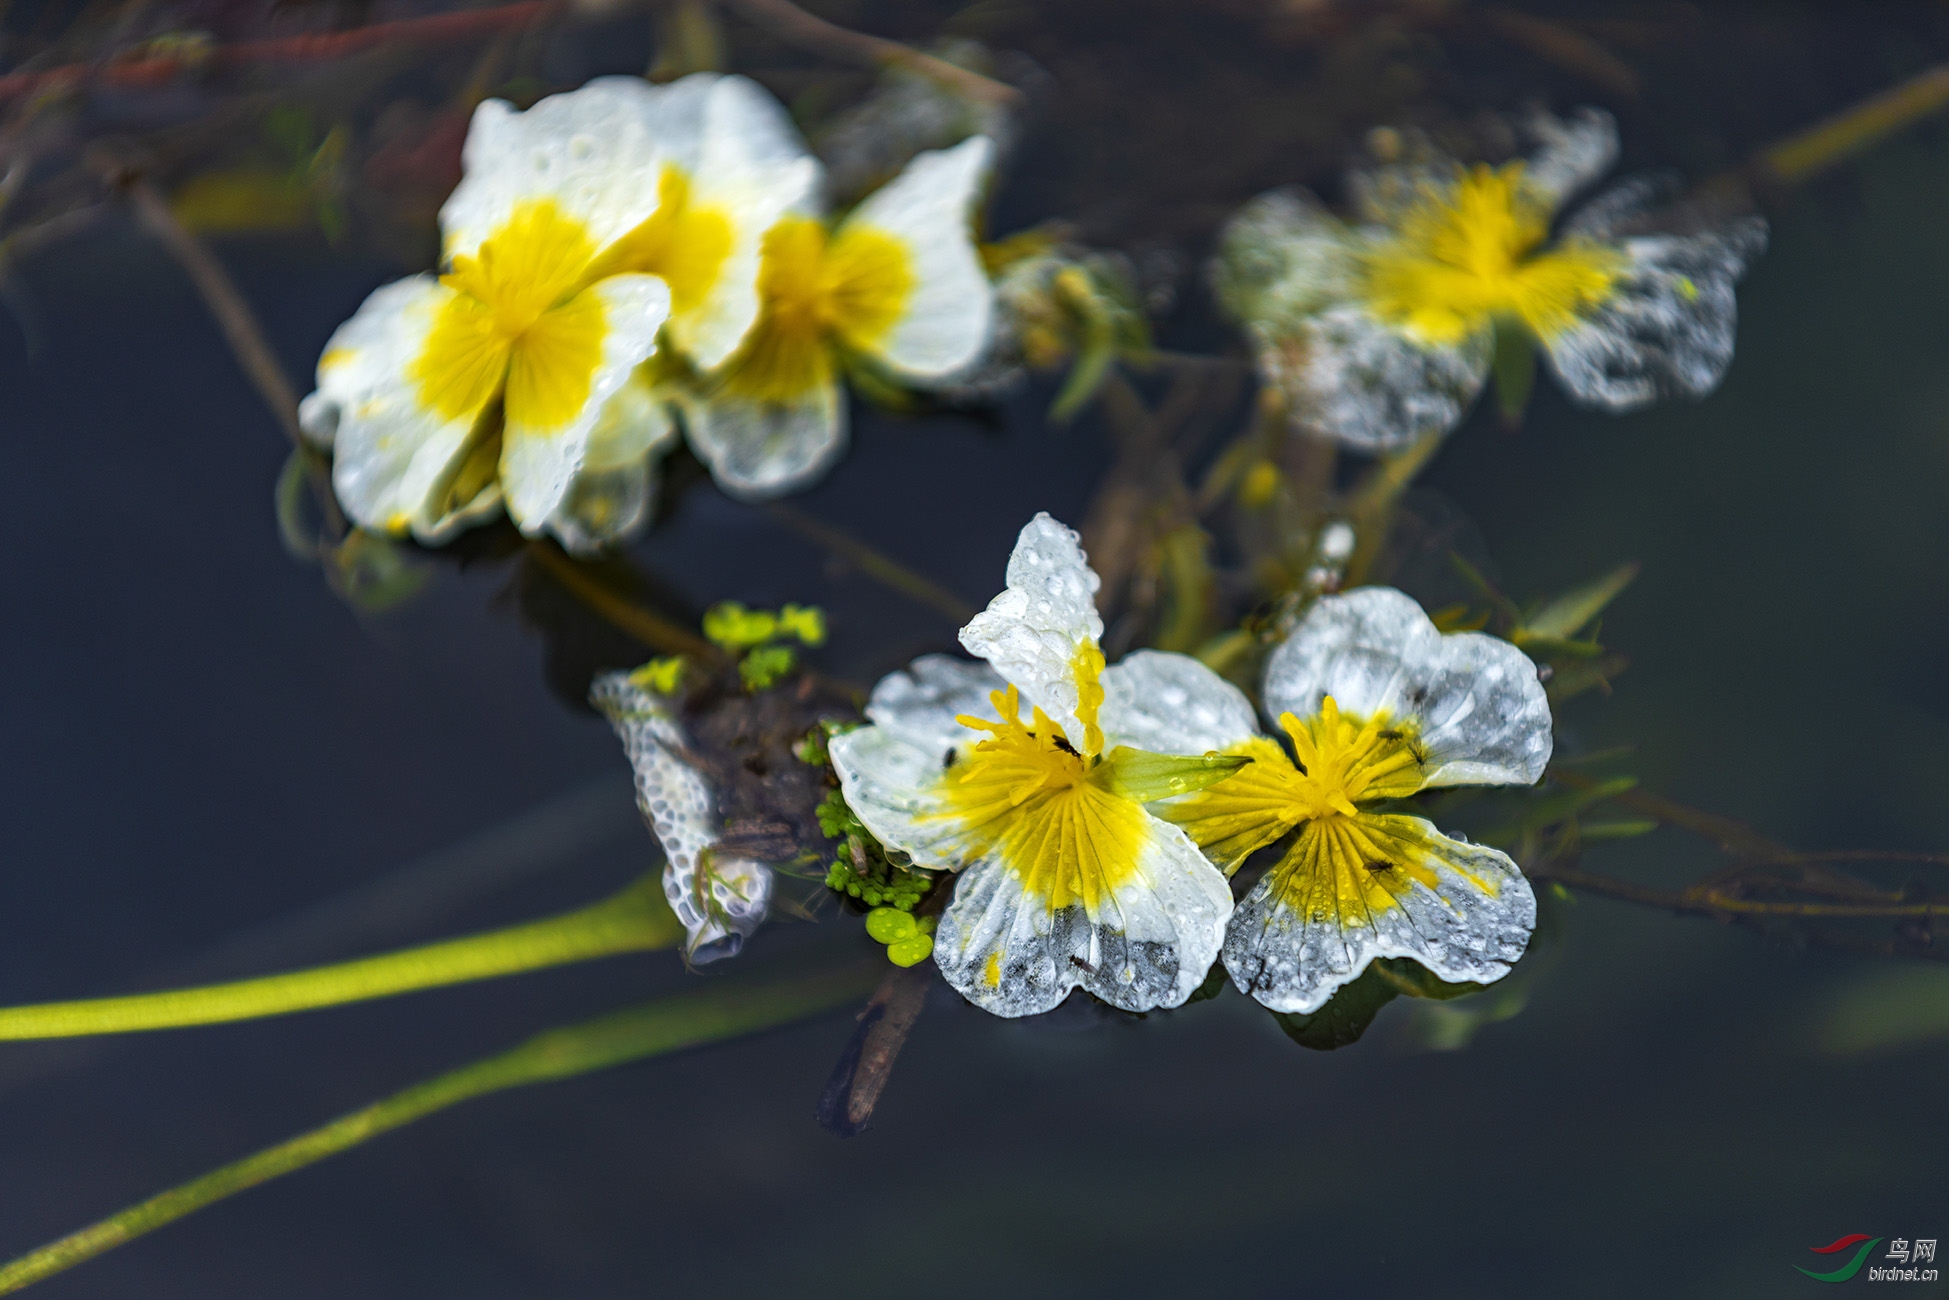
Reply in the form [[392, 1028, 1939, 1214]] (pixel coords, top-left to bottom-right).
[[1359, 163, 1625, 347], [415, 199, 611, 433], [933, 686, 1148, 916]]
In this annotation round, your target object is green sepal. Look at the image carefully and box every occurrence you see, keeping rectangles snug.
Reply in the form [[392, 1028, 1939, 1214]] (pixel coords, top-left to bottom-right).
[[1095, 747, 1251, 803], [1490, 321, 1536, 427]]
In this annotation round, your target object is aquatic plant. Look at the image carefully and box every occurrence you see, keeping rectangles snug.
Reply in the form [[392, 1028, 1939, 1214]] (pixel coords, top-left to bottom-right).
[[1212, 108, 1769, 447], [830, 513, 1249, 1016]]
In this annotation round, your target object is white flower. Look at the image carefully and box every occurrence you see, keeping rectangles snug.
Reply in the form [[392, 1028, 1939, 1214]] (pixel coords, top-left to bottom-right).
[[1160, 587, 1552, 1013], [681, 135, 997, 500], [591, 668, 772, 963], [829, 513, 1253, 1018], [1211, 107, 1767, 450], [298, 74, 816, 551]]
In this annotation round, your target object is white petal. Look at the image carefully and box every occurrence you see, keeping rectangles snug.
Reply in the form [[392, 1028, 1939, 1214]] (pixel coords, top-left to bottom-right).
[[543, 451, 660, 556], [958, 512, 1106, 748], [590, 671, 771, 962], [654, 74, 821, 370], [1517, 106, 1619, 210], [1223, 815, 1535, 1014], [1276, 301, 1491, 451], [933, 816, 1233, 1017], [310, 275, 491, 536], [1263, 587, 1552, 787], [501, 273, 672, 531], [440, 84, 665, 263], [682, 381, 846, 499], [837, 135, 995, 381], [1099, 649, 1260, 755], [1210, 187, 1361, 329], [827, 723, 973, 866], [1542, 219, 1767, 411], [861, 654, 1009, 759]]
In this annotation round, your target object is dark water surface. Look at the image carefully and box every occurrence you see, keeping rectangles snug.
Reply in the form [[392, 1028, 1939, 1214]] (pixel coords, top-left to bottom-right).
[[3, 9, 1949, 1299]]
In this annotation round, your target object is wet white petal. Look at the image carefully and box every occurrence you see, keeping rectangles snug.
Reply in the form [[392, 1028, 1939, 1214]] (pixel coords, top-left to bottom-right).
[[501, 273, 672, 531], [1223, 814, 1535, 1014], [1211, 187, 1361, 328], [1282, 301, 1491, 450], [1543, 219, 1767, 411], [958, 512, 1105, 748], [682, 381, 846, 499], [640, 73, 821, 370], [861, 653, 1009, 758], [310, 275, 489, 536], [827, 723, 972, 866], [1264, 586, 1552, 787], [933, 817, 1233, 1017], [1517, 106, 1619, 210], [837, 135, 995, 381], [440, 83, 664, 263], [590, 671, 771, 962], [1099, 649, 1260, 756]]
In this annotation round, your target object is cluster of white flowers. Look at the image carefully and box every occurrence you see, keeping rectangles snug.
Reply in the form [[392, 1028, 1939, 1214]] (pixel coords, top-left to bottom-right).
[[829, 514, 1553, 1018], [298, 75, 996, 553]]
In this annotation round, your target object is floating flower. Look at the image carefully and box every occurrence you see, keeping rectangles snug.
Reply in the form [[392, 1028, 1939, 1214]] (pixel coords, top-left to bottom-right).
[[679, 135, 996, 499], [829, 513, 1255, 1017], [1211, 108, 1768, 449], [591, 666, 774, 962], [1161, 587, 1552, 1012], [299, 74, 815, 550]]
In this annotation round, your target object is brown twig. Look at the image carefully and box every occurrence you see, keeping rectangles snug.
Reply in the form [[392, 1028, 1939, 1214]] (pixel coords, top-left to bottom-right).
[[762, 502, 976, 625], [714, 0, 1018, 108], [526, 542, 722, 661], [0, 2, 556, 103], [814, 960, 931, 1136]]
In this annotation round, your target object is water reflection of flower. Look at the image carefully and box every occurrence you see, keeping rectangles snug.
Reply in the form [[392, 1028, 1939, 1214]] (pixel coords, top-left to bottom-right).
[[829, 513, 1254, 1018], [1212, 108, 1768, 450], [1162, 587, 1552, 1013], [592, 666, 773, 963], [298, 74, 815, 551]]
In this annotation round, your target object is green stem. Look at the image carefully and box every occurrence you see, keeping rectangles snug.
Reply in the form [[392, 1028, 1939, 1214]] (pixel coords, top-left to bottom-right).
[[1341, 426, 1445, 588], [0, 875, 682, 1040], [0, 960, 877, 1295]]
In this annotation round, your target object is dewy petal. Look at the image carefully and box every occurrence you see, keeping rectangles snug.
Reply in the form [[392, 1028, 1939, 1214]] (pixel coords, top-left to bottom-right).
[[682, 380, 845, 499], [590, 670, 772, 963], [1541, 219, 1767, 411], [828, 135, 995, 381], [828, 723, 977, 867], [1263, 587, 1552, 788], [500, 273, 671, 531], [308, 275, 497, 536], [1223, 811, 1535, 1014], [1099, 649, 1260, 756], [1211, 187, 1362, 331], [1279, 301, 1492, 450], [1515, 106, 1619, 211], [932, 815, 1233, 1017], [861, 653, 1009, 759], [958, 513, 1106, 751], [439, 83, 665, 265]]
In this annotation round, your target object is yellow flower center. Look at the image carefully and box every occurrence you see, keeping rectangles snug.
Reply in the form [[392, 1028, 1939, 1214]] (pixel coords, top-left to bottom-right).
[[1359, 163, 1624, 346], [932, 685, 1147, 916], [415, 199, 610, 434], [721, 215, 915, 404]]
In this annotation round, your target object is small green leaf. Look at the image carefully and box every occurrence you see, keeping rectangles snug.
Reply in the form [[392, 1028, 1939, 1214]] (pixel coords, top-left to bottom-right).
[[739, 645, 797, 691], [886, 933, 935, 967], [703, 601, 779, 650], [1096, 747, 1251, 802], [865, 908, 915, 944], [627, 656, 686, 695], [1519, 562, 1639, 641]]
